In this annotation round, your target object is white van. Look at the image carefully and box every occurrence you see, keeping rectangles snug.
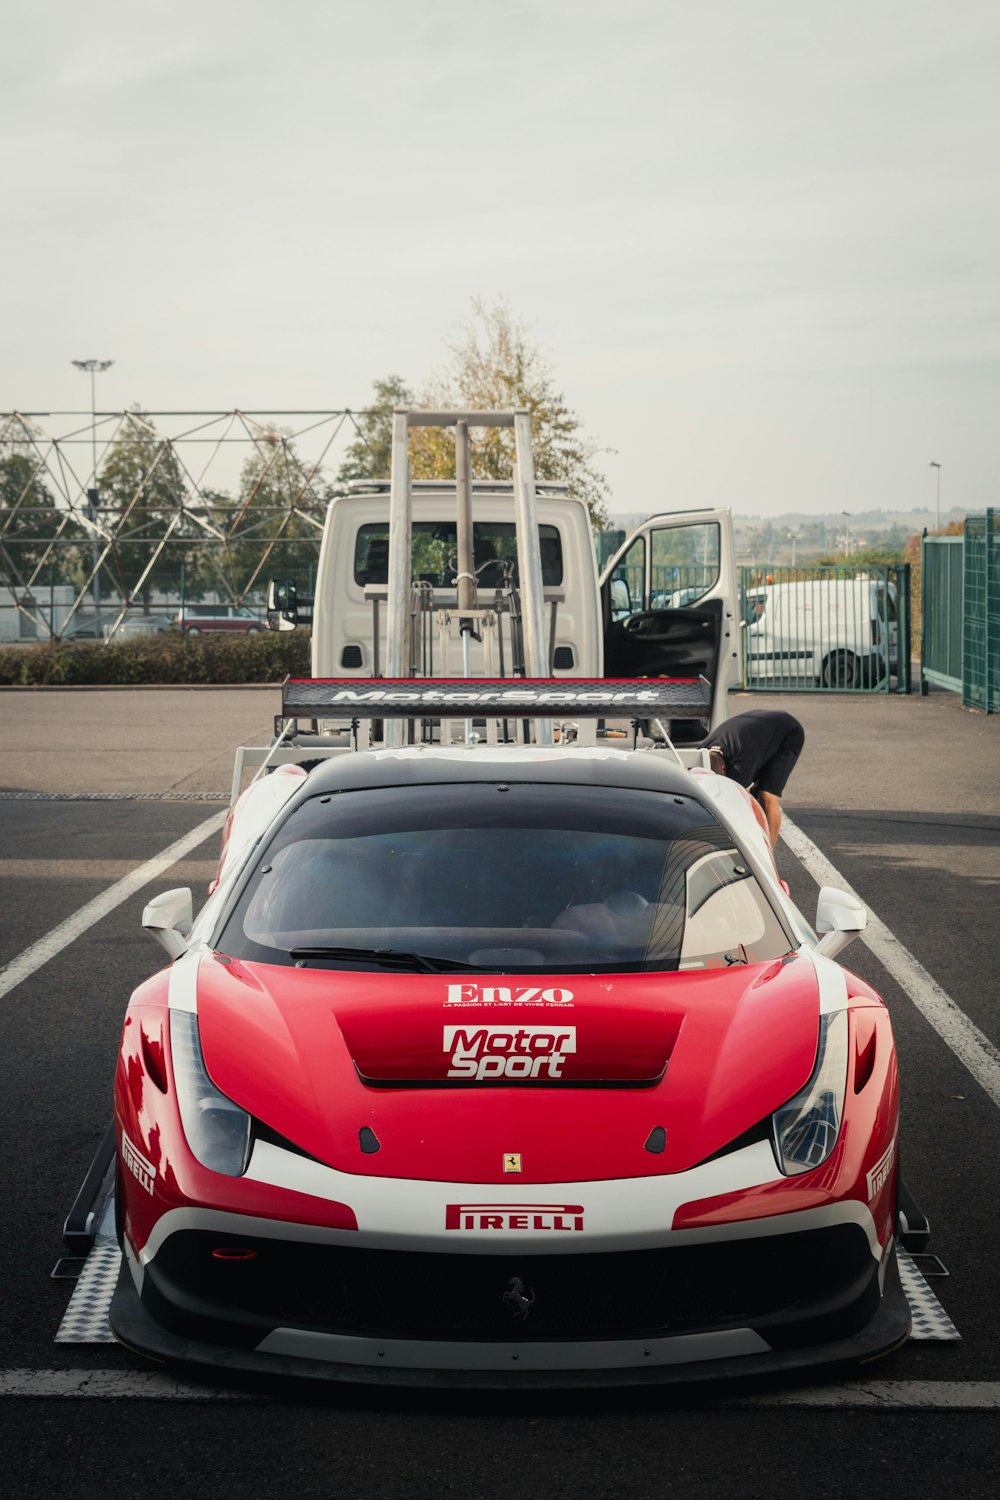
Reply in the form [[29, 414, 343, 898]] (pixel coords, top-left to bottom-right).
[[742, 576, 898, 688], [289, 483, 741, 733]]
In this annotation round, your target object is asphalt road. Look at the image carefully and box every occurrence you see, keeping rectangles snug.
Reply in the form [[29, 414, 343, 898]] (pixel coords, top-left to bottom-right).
[[1, 684, 999, 1499]]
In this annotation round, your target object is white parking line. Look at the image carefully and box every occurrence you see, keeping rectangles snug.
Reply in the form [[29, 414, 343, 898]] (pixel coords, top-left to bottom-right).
[[782, 816, 1000, 1110], [0, 810, 226, 1002], [730, 1381, 1000, 1409], [2, 1370, 999, 1407], [0, 1369, 260, 1400]]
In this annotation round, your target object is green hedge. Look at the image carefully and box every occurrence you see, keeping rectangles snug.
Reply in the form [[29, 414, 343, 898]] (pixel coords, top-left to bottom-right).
[[0, 631, 312, 686]]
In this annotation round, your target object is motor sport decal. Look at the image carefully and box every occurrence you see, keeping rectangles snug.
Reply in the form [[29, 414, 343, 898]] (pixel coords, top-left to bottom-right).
[[445, 983, 574, 1008], [444, 1024, 576, 1080], [122, 1132, 156, 1195], [866, 1139, 895, 1201], [446, 1203, 585, 1231]]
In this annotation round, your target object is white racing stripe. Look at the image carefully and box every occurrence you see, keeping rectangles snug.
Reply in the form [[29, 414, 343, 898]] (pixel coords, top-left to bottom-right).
[[782, 816, 1000, 1111], [0, 810, 226, 1002], [2, 1370, 999, 1406]]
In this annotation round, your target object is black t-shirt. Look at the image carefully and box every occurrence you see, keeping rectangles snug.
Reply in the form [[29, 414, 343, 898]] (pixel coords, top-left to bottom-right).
[[699, 710, 805, 797]]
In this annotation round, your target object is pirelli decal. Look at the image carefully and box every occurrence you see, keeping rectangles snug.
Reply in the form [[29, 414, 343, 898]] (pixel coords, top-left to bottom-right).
[[282, 676, 710, 720], [446, 1203, 585, 1232], [122, 1131, 156, 1195], [866, 1139, 895, 1201]]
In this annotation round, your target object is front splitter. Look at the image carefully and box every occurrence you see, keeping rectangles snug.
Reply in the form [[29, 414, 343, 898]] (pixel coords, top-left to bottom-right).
[[108, 1248, 911, 1391]]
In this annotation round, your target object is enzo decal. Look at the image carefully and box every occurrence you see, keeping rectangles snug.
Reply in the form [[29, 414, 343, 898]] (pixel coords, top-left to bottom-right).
[[445, 983, 574, 1007], [866, 1139, 896, 1200], [444, 1025, 576, 1079], [446, 1203, 585, 1231], [122, 1131, 156, 1195]]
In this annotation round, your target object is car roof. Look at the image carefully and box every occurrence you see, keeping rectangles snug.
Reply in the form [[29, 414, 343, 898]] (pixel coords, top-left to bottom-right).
[[298, 744, 699, 799]]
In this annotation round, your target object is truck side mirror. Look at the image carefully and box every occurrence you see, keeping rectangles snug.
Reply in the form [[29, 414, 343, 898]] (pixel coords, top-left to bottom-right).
[[610, 577, 631, 620], [266, 579, 299, 632], [142, 887, 193, 960], [814, 885, 867, 959]]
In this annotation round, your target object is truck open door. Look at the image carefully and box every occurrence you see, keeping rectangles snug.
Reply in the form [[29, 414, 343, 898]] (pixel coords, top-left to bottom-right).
[[598, 510, 741, 736]]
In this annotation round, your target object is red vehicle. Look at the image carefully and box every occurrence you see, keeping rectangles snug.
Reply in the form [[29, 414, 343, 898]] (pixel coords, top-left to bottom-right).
[[111, 688, 910, 1388], [175, 604, 263, 635]]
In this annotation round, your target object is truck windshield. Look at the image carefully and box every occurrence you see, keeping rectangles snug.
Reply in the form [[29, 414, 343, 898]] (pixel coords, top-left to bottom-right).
[[354, 522, 563, 590], [218, 783, 791, 974]]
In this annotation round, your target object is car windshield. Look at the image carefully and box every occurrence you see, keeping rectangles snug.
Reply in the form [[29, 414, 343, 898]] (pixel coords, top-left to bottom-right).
[[218, 783, 792, 974]]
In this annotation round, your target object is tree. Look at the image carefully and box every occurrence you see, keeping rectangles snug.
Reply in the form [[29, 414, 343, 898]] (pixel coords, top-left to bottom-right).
[[337, 375, 415, 485], [411, 299, 611, 529], [0, 452, 62, 589], [205, 428, 327, 599], [98, 409, 196, 608], [337, 305, 612, 528]]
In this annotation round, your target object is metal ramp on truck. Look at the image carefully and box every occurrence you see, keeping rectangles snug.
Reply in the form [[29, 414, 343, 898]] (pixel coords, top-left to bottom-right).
[[242, 407, 716, 790]]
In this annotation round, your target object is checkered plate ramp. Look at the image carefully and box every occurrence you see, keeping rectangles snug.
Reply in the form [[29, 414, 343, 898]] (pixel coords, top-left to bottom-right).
[[897, 1246, 961, 1341], [54, 1246, 120, 1344], [53, 1244, 961, 1346]]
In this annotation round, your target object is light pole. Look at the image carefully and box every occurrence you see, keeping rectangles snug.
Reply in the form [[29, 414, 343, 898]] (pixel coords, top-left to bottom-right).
[[841, 511, 850, 559], [929, 461, 941, 530], [72, 358, 114, 609]]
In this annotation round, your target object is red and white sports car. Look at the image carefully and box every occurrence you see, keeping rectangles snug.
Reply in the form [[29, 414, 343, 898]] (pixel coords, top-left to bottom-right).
[[111, 739, 909, 1386]]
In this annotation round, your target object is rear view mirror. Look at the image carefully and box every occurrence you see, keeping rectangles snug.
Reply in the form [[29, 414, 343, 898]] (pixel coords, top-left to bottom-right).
[[815, 886, 867, 959], [610, 577, 631, 619], [142, 887, 193, 960], [266, 579, 299, 632]]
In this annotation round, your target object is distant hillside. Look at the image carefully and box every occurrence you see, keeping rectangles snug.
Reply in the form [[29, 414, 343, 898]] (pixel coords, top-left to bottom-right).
[[604, 507, 970, 564]]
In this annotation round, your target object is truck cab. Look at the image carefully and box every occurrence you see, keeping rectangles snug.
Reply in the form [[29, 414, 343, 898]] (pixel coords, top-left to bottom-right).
[[270, 409, 741, 738], [276, 487, 740, 735]]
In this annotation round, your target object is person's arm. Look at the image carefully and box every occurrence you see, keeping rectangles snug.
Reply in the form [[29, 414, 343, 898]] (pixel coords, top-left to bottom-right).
[[758, 790, 782, 846]]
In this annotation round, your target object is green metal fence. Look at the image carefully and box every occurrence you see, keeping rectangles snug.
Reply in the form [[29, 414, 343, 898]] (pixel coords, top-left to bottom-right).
[[963, 508, 1000, 713], [739, 564, 910, 694], [921, 534, 963, 694]]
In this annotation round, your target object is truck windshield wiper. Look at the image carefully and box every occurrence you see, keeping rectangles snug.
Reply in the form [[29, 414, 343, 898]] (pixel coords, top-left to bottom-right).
[[288, 946, 483, 973]]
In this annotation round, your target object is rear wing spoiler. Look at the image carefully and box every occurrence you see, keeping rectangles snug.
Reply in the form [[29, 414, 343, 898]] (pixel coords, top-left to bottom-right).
[[280, 676, 712, 721], [232, 676, 713, 805]]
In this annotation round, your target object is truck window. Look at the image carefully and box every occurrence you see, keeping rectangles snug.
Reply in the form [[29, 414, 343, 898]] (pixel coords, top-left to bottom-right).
[[649, 523, 720, 609], [354, 522, 563, 590], [743, 592, 766, 625]]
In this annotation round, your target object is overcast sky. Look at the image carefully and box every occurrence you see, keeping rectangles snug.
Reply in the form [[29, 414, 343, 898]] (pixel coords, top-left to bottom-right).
[[3, 0, 998, 518]]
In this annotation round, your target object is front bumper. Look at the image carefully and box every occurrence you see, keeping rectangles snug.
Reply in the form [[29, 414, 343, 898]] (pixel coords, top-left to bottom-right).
[[109, 1223, 911, 1390]]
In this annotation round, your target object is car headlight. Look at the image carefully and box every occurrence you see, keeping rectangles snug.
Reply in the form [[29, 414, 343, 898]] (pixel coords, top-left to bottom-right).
[[772, 1010, 849, 1176], [170, 1010, 251, 1176]]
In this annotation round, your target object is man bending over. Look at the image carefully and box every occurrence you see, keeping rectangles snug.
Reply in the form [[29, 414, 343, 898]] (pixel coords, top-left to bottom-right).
[[700, 709, 805, 847]]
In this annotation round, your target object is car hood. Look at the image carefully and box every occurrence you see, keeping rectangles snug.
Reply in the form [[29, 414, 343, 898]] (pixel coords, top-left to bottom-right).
[[195, 953, 820, 1181]]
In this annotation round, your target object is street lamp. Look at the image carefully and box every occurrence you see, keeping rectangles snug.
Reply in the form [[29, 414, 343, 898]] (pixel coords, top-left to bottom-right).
[[841, 511, 850, 559], [72, 358, 114, 609], [929, 461, 941, 530]]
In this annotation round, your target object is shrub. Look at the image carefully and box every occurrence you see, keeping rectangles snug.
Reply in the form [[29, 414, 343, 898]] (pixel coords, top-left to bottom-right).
[[0, 631, 312, 686]]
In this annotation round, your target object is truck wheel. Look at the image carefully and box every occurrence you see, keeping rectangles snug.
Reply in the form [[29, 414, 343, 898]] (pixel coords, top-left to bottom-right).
[[186, 627, 201, 637], [822, 650, 860, 688]]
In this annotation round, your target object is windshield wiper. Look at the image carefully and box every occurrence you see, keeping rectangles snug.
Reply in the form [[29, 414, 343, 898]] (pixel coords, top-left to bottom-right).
[[288, 946, 483, 973]]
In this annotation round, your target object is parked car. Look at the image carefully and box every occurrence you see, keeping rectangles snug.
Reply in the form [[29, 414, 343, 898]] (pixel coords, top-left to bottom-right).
[[112, 734, 909, 1389], [111, 614, 178, 639], [743, 577, 898, 689], [57, 614, 119, 640], [175, 605, 263, 635]]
